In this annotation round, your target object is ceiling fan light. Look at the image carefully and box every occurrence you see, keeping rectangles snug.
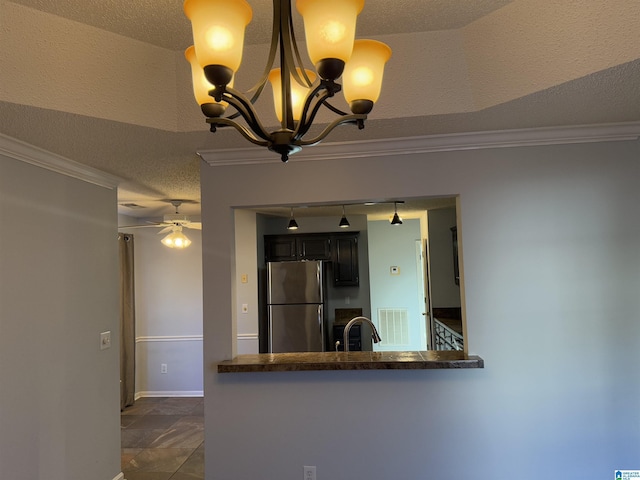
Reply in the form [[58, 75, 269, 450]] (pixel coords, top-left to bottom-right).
[[296, 0, 364, 79], [161, 229, 192, 249], [184, 0, 252, 84], [343, 39, 392, 111]]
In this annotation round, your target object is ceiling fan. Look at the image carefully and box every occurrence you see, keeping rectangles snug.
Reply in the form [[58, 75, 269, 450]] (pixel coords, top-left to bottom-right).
[[120, 200, 201, 248]]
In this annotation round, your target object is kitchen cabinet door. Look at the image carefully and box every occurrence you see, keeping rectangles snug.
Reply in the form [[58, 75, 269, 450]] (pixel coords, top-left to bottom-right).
[[333, 234, 359, 286], [265, 236, 298, 261], [297, 236, 332, 260]]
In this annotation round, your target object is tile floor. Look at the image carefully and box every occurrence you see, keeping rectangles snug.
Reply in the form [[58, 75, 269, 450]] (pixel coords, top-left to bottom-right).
[[121, 397, 204, 480]]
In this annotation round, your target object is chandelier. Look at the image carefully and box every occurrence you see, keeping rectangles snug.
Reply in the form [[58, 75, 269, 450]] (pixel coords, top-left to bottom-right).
[[184, 0, 391, 162]]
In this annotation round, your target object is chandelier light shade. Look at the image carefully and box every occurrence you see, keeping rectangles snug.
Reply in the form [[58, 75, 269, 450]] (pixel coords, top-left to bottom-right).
[[184, 0, 252, 86], [296, 0, 364, 80], [269, 68, 317, 122], [343, 40, 392, 114], [183, 0, 391, 162], [161, 227, 193, 249], [185, 46, 231, 117]]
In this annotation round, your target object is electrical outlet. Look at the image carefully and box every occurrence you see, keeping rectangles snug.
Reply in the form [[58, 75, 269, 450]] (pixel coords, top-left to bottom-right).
[[303, 466, 316, 480], [161, 363, 168, 374], [100, 331, 111, 350]]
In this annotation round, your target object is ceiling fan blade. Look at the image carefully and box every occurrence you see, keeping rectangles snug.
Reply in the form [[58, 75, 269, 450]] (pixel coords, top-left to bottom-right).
[[118, 224, 162, 230], [185, 222, 202, 230], [157, 226, 173, 235]]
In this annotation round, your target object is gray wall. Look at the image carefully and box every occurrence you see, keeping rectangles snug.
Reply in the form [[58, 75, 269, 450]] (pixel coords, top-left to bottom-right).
[[201, 140, 639, 479], [428, 206, 461, 308], [116, 222, 204, 397], [0, 153, 120, 479]]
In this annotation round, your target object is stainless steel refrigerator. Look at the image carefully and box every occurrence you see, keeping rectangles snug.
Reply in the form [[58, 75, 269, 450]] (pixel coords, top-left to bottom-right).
[[267, 260, 325, 353]]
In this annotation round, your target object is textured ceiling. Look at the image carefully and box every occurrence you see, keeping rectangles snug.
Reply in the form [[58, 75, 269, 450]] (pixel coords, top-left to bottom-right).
[[8, 0, 516, 50], [2, 0, 639, 219]]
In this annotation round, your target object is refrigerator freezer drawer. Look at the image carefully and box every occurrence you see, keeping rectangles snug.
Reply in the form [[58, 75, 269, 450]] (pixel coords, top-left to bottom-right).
[[268, 304, 324, 353]]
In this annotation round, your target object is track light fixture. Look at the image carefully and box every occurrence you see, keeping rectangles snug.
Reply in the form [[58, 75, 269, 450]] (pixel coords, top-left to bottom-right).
[[390, 202, 403, 226], [339, 205, 350, 228], [184, 0, 392, 163], [287, 207, 299, 230]]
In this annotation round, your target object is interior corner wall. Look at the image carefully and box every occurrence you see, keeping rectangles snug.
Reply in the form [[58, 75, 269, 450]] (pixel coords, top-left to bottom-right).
[[0, 153, 120, 480], [200, 139, 640, 480], [234, 209, 259, 354], [122, 225, 204, 397], [428, 206, 461, 308]]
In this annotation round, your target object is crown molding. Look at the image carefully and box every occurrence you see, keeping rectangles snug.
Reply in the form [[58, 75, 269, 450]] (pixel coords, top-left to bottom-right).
[[0, 133, 120, 189], [199, 121, 640, 167]]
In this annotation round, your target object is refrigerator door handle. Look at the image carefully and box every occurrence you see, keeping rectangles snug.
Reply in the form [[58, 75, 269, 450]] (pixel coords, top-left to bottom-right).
[[318, 304, 324, 351]]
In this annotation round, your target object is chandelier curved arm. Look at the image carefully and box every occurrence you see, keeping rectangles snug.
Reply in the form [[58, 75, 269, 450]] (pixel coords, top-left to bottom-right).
[[284, 1, 313, 88], [206, 117, 270, 147], [296, 114, 367, 147], [292, 83, 336, 141], [244, 0, 282, 98], [320, 100, 351, 117], [226, 0, 297, 122], [220, 86, 273, 142]]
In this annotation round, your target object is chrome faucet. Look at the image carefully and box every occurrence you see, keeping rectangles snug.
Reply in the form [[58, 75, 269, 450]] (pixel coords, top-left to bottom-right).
[[343, 316, 382, 352]]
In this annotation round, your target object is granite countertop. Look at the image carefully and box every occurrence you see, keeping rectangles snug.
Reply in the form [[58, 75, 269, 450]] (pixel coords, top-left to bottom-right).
[[217, 351, 484, 373]]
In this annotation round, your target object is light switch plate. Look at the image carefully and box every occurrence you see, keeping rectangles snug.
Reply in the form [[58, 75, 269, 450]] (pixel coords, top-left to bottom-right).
[[303, 466, 316, 480], [100, 331, 111, 350]]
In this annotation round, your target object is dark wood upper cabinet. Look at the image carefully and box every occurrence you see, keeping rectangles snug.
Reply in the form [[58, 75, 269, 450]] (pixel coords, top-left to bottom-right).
[[264, 235, 298, 261], [332, 234, 359, 286], [297, 236, 332, 261], [264, 234, 331, 262], [264, 232, 359, 286]]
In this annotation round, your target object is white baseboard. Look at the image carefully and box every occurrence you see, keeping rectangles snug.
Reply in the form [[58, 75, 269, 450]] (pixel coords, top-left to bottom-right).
[[135, 390, 203, 399], [135, 335, 203, 343], [112, 473, 125, 480]]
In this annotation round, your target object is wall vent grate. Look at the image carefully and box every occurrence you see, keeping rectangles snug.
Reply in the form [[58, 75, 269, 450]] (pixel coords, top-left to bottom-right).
[[377, 308, 409, 346]]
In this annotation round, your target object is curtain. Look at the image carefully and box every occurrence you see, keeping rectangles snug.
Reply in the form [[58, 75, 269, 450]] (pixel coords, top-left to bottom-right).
[[119, 233, 136, 410]]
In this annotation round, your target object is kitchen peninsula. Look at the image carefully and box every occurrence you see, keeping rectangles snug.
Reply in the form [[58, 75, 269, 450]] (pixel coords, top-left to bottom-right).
[[218, 350, 484, 373]]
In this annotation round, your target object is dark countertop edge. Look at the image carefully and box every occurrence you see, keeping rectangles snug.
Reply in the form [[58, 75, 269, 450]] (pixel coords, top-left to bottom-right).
[[217, 353, 484, 373]]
